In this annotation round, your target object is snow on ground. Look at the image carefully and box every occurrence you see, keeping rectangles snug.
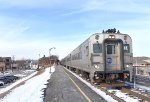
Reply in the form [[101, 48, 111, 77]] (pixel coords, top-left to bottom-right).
[[64, 67, 117, 102], [0, 69, 35, 78], [125, 81, 150, 91], [108, 90, 139, 102], [0, 66, 55, 102], [0, 71, 37, 94], [135, 84, 150, 91], [65, 67, 147, 102]]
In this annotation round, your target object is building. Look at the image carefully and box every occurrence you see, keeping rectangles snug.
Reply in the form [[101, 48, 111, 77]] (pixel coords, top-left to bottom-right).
[[3, 57, 11, 70], [14, 60, 31, 69], [31, 60, 38, 69], [39, 55, 58, 68], [147, 69, 150, 75], [0, 57, 12, 72], [0, 57, 5, 72], [143, 60, 150, 76], [133, 57, 150, 76]]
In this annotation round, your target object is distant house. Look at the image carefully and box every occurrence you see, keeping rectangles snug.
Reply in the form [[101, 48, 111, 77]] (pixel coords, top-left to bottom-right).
[[39, 55, 58, 68], [12, 63, 19, 69], [39, 56, 51, 68], [133, 57, 150, 76], [14, 60, 31, 69], [143, 60, 150, 76], [147, 69, 150, 75], [3, 57, 11, 70], [25, 60, 32, 69], [0, 57, 5, 72], [31, 60, 38, 69]]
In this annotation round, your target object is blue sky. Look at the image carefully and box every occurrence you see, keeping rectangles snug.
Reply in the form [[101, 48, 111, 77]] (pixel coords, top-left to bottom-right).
[[0, 0, 150, 60]]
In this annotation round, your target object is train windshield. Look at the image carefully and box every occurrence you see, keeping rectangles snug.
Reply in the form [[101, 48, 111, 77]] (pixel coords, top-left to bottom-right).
[[124, 44, 130, 53], [107, 45, 115, 54], [93, 43, 102, 53]]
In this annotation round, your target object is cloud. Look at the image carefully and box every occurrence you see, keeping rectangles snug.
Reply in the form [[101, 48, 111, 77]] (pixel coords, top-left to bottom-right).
[[0, 14, 35, 42], [0, 25, 30, 41], [0, 0, 51, 8], [0, 0, 150, 59], [62, 0, 150, 16], [0, 0, 150, 14], [0, 38, 82, 60], [92, 0, 150, 13], [0, 0, 77, 9]]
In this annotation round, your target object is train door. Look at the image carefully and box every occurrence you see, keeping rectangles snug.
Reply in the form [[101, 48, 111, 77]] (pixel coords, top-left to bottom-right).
[[104, 40, 123, 71]]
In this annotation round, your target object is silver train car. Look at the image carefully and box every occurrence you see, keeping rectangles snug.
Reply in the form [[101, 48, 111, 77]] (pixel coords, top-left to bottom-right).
[[61, 29, 133, 82]]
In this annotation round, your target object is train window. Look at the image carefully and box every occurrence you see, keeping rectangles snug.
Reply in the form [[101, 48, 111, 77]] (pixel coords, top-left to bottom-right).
[[107, 45, 115, 54], [93, 43, 102, 53], [124, 44, 130, 53], [72, 52, 82, 60], [86, 46, 89, 56]]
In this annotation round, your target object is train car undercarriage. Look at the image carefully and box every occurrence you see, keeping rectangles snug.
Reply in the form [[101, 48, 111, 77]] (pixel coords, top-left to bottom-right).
[[93, 71, 130, 83], [66, 66, 130, 86]]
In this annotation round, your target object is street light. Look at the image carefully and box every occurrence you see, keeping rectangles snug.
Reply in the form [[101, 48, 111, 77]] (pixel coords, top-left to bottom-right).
[[11, 55, 15, 72], [49, 47, 55, 73], [37, 54, 40, 70]]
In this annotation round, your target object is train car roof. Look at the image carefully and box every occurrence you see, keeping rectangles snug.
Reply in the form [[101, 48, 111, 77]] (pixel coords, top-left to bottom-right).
[[63, 32, 132, 59]]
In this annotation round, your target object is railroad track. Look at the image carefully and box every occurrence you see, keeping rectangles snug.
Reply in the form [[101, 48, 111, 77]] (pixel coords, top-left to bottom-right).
[[97, 81, 150, 102], [98, 82, 150, 102], [135, 75, 150, 87], [122, 88, 150, 102], [66, 67, 150, 102]]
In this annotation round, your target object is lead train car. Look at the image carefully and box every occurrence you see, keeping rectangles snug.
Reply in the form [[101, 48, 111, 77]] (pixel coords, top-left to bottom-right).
[[62, 30, 133, 83]]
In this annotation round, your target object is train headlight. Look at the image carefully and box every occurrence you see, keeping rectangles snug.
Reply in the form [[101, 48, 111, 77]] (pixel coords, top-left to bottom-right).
[[126, 64, 130, 68], [94, 64, 99, 69], [95, 35, 99, 40], [108, 35, 115, 39]]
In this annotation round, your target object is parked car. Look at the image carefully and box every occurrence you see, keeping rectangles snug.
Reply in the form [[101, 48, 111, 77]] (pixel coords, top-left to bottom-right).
[[0, 75, 20, 85], [5, 75, 19, 81], [4, 76, 14, 82], [0, 77, 12, 84]]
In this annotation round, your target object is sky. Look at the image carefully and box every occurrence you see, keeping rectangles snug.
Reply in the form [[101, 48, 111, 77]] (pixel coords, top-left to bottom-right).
[[0, 0, 150, 60]]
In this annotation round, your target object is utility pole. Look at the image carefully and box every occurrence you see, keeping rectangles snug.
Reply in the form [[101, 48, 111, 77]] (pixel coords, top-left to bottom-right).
[[49, 47, 55, 73]]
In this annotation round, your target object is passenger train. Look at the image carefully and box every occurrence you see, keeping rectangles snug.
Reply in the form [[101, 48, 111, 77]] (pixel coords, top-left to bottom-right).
[[61, 28, 133, 83]]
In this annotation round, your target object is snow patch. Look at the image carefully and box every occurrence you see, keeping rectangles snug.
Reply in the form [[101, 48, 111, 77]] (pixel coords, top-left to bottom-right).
[[0, 66, 55, 102], [65, 68, 117, 102], [108, 90, 139, 102]]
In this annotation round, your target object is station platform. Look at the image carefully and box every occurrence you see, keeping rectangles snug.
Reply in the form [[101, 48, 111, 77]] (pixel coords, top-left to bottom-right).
[[44, 65, 106, 102], [44, 65, 88, 102]]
